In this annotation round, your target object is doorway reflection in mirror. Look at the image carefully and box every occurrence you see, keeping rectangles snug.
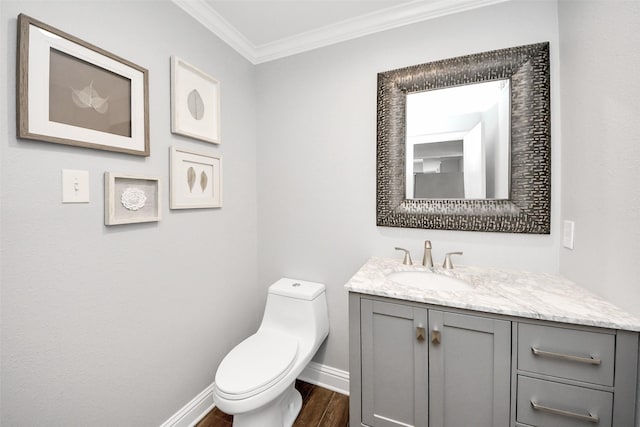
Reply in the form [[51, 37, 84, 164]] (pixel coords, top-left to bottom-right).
[[406, 79, 510, 200]]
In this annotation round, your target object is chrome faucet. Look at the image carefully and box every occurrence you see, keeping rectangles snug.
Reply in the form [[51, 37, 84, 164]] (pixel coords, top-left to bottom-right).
[[443, 252, 463, 269], [395, 247, 413, 265], [422, 240, 434, 268]]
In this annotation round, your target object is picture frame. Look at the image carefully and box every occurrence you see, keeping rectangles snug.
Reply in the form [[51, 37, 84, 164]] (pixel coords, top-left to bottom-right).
[[104, 172, 160, 225], [17, 14, 150, 156], [171, 56, 221, 144], [170, 146, 222, 209]]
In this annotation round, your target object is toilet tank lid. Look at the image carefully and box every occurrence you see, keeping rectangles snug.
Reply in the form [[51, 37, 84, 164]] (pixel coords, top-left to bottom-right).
[[269, 278, 325, 300]]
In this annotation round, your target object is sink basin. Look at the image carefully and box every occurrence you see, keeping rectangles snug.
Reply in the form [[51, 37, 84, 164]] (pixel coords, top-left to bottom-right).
[[386, 271, 472, 291]]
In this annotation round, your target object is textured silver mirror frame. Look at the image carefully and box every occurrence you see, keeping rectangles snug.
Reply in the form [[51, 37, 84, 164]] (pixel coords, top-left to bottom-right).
[[376, 42, 551, 233]]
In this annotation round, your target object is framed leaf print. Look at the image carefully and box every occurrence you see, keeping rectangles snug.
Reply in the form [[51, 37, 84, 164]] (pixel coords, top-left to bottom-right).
[[17, 14, 150, 156], [170, 146, 222, 209], [170, 56, 221, 144]]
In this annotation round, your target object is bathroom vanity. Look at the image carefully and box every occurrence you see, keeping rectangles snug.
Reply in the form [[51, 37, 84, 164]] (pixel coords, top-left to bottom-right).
[[346, 258, 640, 427]]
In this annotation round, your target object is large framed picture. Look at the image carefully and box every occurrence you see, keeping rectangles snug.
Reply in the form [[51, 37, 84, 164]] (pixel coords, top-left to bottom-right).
[[17, 14, 150, 156], [104, 172, 160, 225], [170, 146, 222, 209], [171, 56, 221, 144]]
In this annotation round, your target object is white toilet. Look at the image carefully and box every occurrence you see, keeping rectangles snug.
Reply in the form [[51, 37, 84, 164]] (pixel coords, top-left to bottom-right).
[[213, 278, 329, 427]]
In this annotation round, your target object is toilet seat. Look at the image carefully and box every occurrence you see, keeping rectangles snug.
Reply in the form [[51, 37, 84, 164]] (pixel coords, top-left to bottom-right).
[[215, 331, 299, 400]]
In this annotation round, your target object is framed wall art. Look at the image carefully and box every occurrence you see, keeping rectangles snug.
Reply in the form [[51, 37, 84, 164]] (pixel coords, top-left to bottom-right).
[[104, 172, 160, 225], [170, 56, 221, 144], [17, 14, 150, 156], [170, 147, 222, 209]]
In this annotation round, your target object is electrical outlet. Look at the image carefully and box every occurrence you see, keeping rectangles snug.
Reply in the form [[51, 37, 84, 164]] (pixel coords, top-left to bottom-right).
[[62, 169, 90, 203], [562, 220, 575, 250]]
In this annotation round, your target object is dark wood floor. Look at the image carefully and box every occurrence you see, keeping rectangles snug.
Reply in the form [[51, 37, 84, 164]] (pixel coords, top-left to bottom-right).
[[197, 380, 349, 427]]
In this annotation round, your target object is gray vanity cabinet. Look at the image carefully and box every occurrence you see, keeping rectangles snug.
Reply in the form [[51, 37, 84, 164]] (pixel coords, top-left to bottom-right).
[[354, 296, 511, 427], [360, 298, 428, 427], [514, 322, 638, 427], [350, 292, 640, 427], [428, 310, 511, 427]]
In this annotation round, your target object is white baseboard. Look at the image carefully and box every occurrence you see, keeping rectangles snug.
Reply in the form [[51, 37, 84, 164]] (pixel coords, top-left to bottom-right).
[[160, 363, 349, 427], [298, 362, 350, 396], [159, 382, 215, 427]]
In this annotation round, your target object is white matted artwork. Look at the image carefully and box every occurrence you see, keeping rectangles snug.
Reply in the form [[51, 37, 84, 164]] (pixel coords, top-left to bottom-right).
[[170, 146, 222, 209], [104, 172, 161, 225], [171, 56, 220, 144], [17, 14, 149, 156]]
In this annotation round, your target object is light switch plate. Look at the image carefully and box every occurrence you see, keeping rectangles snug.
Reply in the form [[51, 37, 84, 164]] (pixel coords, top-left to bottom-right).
[[562, 220, 575, 250], [62, 169, 90, 203]]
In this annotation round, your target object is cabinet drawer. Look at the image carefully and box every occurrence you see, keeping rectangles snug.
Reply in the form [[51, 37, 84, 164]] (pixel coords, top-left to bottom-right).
[[517, 376, 613, 427], [518, 323, 615, 386]]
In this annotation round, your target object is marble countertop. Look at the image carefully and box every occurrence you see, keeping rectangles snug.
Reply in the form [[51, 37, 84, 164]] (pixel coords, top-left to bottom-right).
[[344, 257, 640, 332]]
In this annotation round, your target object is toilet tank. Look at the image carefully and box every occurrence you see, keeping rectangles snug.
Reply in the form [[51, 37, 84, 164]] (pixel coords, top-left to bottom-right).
[[259, 278, 329, 349]]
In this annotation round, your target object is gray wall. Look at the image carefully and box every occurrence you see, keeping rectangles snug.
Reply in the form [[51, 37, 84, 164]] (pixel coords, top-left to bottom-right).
[[0, 1, 261, 425], [558, 1, 640, 317], [255, 0, 562, 373]]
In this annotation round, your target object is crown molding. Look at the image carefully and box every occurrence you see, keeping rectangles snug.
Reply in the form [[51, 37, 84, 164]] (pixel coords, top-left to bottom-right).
[[172, 0, 258, 62], [173, 0, 511, 65]]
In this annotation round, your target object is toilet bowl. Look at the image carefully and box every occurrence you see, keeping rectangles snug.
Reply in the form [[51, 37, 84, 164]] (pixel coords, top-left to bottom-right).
[[213, 278, 329, 427]]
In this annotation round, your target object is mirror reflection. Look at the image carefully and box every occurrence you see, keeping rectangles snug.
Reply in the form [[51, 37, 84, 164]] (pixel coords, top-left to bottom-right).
[[406, 79, 511, 200]]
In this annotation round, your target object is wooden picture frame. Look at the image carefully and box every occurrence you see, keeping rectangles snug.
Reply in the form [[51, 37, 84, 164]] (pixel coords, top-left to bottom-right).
[[104, 172, 160, 225], [170, 146, 222, 209], [171, 56, 221, 144], [17, 14, 150, 156]]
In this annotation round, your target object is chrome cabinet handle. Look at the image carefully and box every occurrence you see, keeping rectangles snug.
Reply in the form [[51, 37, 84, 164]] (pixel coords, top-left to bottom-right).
[[531, 400, 600, 423], [531, 347, 602, 365], [431, 329, 441, 345]]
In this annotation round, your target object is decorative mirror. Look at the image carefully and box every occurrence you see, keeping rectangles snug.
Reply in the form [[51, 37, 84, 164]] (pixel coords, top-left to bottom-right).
[[376, 42, 550, 233]]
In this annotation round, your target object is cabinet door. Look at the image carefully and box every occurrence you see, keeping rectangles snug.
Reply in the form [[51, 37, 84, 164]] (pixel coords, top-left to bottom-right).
[[428, 310, 511, 427], [361, 299, 428, 427]]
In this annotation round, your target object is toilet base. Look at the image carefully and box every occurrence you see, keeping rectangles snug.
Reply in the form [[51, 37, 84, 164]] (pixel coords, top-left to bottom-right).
[[232, 382, 302, 427]]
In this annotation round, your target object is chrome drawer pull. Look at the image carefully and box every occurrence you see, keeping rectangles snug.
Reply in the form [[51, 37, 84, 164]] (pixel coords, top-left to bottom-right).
[[531, 400, 600, 423], [531, 347, 602, 365]]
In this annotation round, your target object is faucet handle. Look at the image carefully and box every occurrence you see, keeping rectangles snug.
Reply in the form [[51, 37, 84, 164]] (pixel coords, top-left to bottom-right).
[[442, 252, 463, 269], [395, 247, 413, 265]]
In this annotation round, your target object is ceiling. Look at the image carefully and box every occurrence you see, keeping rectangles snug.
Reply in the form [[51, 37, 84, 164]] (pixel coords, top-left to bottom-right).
[[206, 0, 412, 46], [172, 0, 510, 64]]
